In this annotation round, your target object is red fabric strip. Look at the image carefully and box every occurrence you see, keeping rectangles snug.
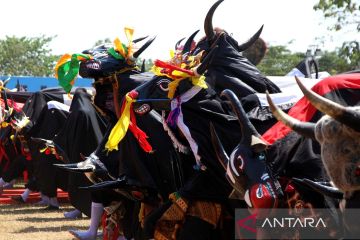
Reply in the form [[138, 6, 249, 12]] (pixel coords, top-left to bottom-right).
[[262, 74, 360, 144]]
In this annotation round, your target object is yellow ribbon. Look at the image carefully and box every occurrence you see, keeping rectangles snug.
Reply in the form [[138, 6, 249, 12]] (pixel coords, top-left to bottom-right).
[[105, 93, 136, 152], [168, 79, 183, 99], [113, 27, 135, 60], [151, 67, 208, 99], [39, 147, 48, 153], [191, 75, 207, 89], [114, 38, 126, 58], [124, 27, 134, 58]]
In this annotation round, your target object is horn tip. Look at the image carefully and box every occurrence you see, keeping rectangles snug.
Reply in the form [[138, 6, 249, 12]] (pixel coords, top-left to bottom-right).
[[265, 91, 276, 111], [295, 76, 310, 94]]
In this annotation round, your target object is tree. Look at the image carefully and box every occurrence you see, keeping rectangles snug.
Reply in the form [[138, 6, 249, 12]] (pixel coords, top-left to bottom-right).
[[93, 38, 112, 47], [338, 41, 360, 69], [314, 0, 360, 31], [314, 0, 360, 69], [318, 50, 350, 74], [256, 44, 353, 76], [136, 58, 153, 72], [257, 45, 304, 76], [0, 35, 58, 76]]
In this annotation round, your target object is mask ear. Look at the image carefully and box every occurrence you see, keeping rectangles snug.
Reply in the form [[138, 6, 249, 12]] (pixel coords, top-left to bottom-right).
[[251, 135, 268, 152]]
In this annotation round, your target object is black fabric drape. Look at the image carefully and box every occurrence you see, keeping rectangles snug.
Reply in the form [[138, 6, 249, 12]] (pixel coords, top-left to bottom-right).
[[54, 88, 108, 216]]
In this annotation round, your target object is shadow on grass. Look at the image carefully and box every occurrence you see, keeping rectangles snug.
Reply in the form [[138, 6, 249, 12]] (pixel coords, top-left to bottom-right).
[[17, 216, 88, 222], [0, 204, 73, 215], [14, 225, 88, 233]]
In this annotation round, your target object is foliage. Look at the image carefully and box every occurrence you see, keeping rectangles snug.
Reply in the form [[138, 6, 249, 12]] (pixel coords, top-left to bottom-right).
[[256, 44, 355, 76], [136, 58, 153, 72], [257, 45, 304, 76], [0, 35, 58, 76], [318, 50, 350, 74], [314, 0, 360, 31], [93, 38, 112, 47], [314, 0, 360, 68], [338, 41, 360, 69]]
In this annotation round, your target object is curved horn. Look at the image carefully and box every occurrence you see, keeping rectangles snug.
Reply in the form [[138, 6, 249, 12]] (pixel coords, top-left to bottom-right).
[[133, 36, 156, 58], [79, 179, 125, 190], [175, 37, 185, 50], [133, 36, 148, 44], [221, 89, 260, 145], [266, 91, 316, 139], [56, 159, 95, 172], [210, 122, 229, 170], [292, 178, 343, 199], [195, 45, 218, 75], [141, 59, 146, 73], [295, 76, 360, 132], [62, 166, 94, 173], [204, 0, 224, 41], [182, 30, 200, 54], [31, 137, 53, 146], [53, 163, 79, 169], [237, 25, 264, 52]]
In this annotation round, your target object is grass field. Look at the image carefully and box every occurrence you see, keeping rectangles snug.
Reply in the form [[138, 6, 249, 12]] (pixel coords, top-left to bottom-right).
[[0, 202, 98, 240]]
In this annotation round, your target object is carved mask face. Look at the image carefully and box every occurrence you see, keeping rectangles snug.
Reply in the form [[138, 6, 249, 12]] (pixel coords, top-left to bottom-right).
[[315, 114, 360, 191]]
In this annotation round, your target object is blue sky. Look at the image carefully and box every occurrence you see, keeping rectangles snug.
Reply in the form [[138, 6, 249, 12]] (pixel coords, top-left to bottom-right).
[[0, 0, 355, 60]]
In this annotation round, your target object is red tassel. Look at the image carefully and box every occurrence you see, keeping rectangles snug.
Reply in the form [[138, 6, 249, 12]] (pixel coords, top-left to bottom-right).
[[128, 90, 138, 99], [102, 213, 108, 240], [128, 104, 152, 153], [45, 148, 51, 155], [128, 123, 152, 153], [115, 90, 152, 153]]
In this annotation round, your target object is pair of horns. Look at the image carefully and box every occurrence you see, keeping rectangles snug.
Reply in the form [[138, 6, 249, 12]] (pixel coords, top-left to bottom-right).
[[79, 177, 127, 190], [204, 0, 264, 52], [132, 36, 156, 59], [267, 77, 360, 137], [210, 89, 262, 169], [54, 161, 94, 173], [292, 178, 343, 199], [176, 30, 200, 54]]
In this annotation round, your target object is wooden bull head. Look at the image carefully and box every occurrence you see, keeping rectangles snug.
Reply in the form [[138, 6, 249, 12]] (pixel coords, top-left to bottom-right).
[[267, 76, 360, 193], [210, 89, 282, 210]]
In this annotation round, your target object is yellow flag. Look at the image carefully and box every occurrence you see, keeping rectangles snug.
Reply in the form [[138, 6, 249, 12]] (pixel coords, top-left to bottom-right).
[[125, 27, 134, 57]]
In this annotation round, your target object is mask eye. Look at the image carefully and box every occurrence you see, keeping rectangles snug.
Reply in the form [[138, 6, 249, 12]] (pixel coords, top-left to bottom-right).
[[235, 155, 244, 172], [257, 152, 266, 161], [157, 79, 170, 92]]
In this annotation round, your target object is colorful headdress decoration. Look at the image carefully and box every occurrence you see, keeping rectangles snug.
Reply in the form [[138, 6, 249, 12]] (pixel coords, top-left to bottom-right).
[[151, 50, 208, 99], [107, 27, 134, 62], [54, 27, 135, 93], [54, 53, 93, 93]]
